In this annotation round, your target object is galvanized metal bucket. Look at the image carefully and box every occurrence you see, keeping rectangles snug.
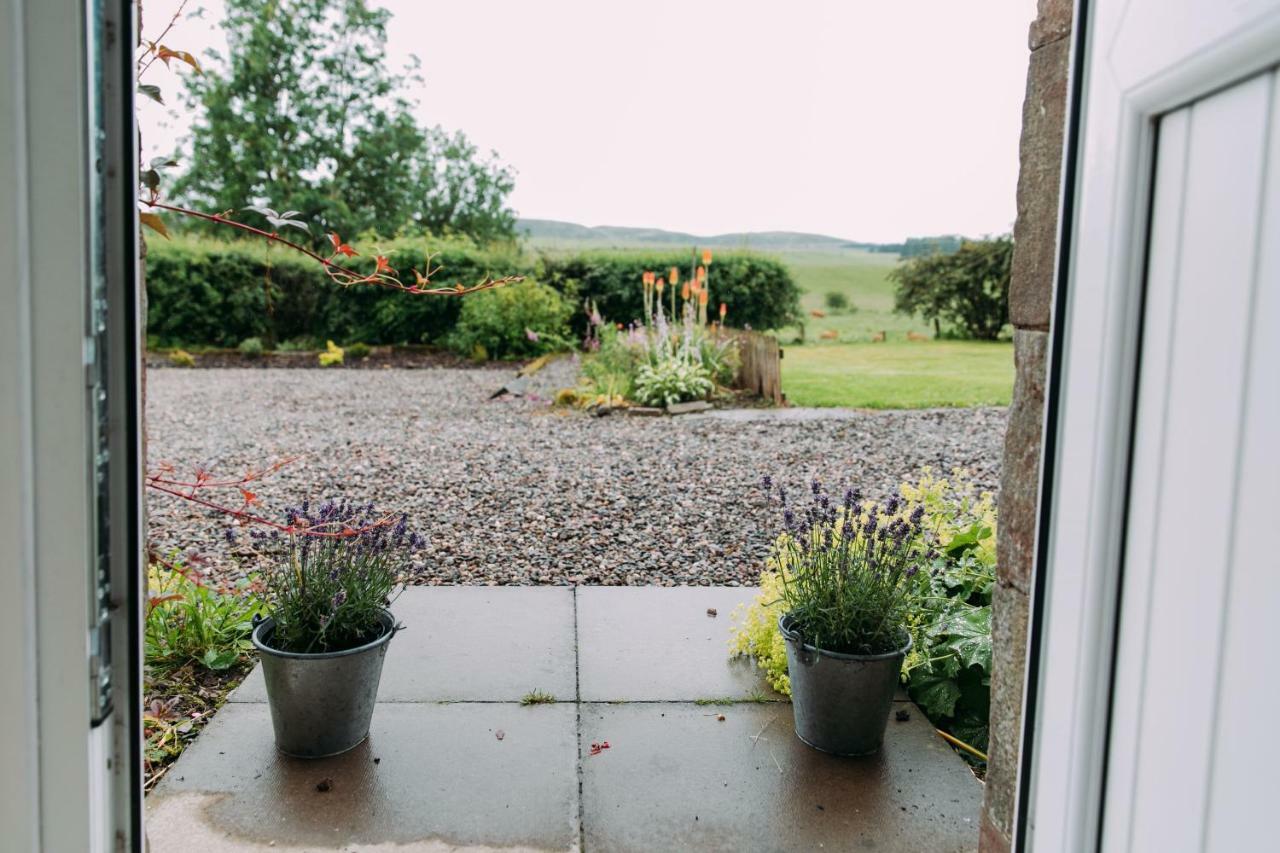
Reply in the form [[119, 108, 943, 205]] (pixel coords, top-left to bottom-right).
[[251, 609, 399, 758], [779, 613, 911, 757]]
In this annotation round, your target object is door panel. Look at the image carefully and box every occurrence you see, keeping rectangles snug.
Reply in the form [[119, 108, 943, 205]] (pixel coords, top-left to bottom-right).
[[1103, 72, 1277, 851]]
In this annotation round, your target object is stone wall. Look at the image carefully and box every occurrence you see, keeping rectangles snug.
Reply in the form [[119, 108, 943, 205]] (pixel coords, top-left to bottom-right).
[[979, 1, 1073, 850]]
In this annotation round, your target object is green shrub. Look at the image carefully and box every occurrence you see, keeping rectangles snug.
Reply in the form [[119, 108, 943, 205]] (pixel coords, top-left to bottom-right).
[[318, 340, 344, 366], [145, 562, 265, 672], [238, 336, 265, 358], [539, 250, 801, 335], [446, 281, 573, 360], [824, 291, 851, 312], [890, 236, 1012, 340], [144, 234, 529, 348], [345, 341, 372, 359]]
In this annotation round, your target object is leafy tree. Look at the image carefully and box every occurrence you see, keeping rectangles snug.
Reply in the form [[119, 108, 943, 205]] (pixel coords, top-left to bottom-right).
[[889, 236, 1012, 340], [173, 0, 515, 243]]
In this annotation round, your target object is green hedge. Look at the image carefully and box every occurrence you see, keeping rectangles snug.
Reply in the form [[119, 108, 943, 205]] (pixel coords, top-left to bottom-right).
[[144, 238, 802, 347], [537, 250, 801, 334], [144, 235, 530, 348]]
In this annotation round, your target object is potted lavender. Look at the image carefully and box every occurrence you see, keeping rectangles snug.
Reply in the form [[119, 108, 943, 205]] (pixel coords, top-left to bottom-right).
[[762, 477, 929, 756], [241, 499, 420, 758]]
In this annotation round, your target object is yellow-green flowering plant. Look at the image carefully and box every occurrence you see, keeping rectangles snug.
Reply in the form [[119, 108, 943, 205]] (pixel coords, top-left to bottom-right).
[[732, 468, 996, 757]]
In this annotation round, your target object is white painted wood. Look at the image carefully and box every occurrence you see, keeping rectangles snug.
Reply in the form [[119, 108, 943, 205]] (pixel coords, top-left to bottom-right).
[[1096, 105, 1190, 850], [1201, 76, 1280, 853], [1103, 72, 1271, 852], [0, 1, 129, 850], [1026, 0, 1280, 850]]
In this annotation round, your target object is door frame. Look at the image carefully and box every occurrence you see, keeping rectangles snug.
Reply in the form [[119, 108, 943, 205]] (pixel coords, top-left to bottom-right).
[[0, 0, 142, 850], [1018, 0, 1280, 849]]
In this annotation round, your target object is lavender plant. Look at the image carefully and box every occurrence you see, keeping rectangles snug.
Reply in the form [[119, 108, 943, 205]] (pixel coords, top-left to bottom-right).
[[236, 499, 421, 653], [763, 476, 932, 656]]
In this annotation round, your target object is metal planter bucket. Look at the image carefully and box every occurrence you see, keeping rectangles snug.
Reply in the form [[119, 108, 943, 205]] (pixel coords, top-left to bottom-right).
[[779, 613, 911, 756], [251, 608, 398, 758]]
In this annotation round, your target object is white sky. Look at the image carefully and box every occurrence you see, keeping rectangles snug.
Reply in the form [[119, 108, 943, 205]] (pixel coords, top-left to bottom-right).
[[140, 0, 1036, 243]]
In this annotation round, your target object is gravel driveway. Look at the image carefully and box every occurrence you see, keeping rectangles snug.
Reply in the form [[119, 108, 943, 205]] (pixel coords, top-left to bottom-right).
[[145, 364, 1007, 586]]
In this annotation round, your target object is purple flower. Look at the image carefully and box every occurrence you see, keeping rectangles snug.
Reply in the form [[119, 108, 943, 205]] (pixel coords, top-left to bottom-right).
[[525, 328, 540, 342], [761, 474, 773, 493], [331, 589, 347, 610], [224, 527, 237, 544], [910, 505, 925, 526]]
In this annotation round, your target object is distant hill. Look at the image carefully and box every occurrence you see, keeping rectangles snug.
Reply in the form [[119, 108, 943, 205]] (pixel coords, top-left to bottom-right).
[[517, 218, 885, 252]]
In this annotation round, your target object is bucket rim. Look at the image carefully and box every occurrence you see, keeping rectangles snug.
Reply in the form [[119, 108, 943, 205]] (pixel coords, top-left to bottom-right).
[[252, 607, 398, 660], [778, 611, 912, 661]]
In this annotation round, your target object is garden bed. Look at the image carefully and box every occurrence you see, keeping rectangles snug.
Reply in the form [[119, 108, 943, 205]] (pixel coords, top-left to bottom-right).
[[145, 344, 522, 371]]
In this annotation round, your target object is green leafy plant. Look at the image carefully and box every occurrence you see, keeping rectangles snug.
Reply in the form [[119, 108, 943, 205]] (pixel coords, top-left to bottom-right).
[[446, 280, 573, 360], [521, 689, 557, 705], [238, 336, 265, 358], [824, 291, 851, 312], [243, 500, 419, 654], [345, 341, 372, 359], [168, 349, 196, 367], [318, 339, 344, 366], [145, 560, 265, 672], [633, 358, 714, 407]]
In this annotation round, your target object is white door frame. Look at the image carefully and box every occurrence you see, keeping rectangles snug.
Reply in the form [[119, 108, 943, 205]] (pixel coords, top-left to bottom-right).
[[1020, 0, 1280, 849], [0, 0, 142, 850]]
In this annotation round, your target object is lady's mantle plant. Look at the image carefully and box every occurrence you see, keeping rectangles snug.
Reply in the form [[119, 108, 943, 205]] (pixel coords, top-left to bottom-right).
[[764, 476, 931, 655], [237, 499, 421, 653]]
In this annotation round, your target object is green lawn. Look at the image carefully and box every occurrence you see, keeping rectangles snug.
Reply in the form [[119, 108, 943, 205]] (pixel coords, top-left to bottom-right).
[[781, 340, 1014, 409]]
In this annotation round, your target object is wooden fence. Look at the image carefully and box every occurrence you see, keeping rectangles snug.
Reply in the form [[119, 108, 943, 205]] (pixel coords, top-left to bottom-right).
[[727, 328, 784, 405]]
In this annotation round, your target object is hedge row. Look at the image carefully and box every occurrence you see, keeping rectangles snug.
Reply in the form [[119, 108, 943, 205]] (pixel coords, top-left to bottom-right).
[[537, 250, 801, 337], [143, 236, 802, 348]]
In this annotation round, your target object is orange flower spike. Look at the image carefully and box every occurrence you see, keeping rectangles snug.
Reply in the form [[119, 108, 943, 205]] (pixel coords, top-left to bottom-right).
[[682, 282, 691, 301], [702, 248, 713, 266], [719, 302, 727, 319], [656, 277, 665, 293], [697, 265, 707, 282], [669, 267, 680, 285], [698, 289, 709, 306]]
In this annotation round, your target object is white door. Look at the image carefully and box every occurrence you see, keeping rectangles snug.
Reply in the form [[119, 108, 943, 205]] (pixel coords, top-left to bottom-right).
[[1024, 1, 1280, 851]]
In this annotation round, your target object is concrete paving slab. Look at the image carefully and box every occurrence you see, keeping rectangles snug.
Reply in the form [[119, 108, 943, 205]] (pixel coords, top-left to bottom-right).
[[576, 586, 781, 702], [230, 587, 576, 703], [578, 702, 981, 852], [148, 701, 579, 851]]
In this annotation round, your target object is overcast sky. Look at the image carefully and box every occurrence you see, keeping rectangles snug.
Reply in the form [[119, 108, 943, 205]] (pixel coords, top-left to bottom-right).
[[141, 0, 1036, 243]]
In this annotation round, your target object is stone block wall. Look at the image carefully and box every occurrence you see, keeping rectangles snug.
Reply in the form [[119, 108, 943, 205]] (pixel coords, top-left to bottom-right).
[[979, 1, 1073, 850]]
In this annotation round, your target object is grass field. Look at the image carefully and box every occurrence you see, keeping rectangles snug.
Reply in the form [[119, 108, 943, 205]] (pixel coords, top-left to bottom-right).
[[782, 341, 1014, 409], [774, 249, 1013, 408]]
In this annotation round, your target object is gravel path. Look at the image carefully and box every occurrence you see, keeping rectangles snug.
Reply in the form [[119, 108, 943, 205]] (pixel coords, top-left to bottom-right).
[[145, 364, 1007, 586]]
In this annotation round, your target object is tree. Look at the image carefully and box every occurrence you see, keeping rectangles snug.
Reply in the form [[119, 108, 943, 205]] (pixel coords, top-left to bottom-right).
[[889, 236, 1013, 340], [173, 0, 515, 243]]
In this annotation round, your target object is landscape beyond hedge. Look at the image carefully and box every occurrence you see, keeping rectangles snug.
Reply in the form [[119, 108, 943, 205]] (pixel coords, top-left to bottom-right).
[[144, 236, 802, 349]]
